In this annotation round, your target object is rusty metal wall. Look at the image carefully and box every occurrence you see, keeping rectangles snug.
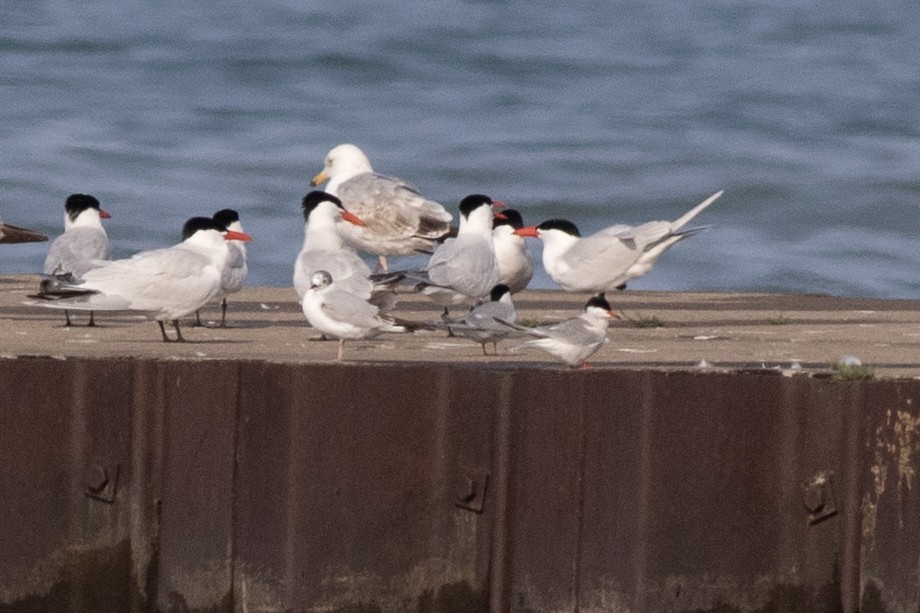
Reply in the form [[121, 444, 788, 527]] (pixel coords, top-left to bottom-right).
[[1, 358, 918, 613]]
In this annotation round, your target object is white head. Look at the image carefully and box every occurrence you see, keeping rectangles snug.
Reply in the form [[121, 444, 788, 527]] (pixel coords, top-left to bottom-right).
[[311, 144, 373, 189]]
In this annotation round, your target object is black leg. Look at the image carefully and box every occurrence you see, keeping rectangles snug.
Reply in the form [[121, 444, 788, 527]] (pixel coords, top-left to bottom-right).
[[220, 298, 228, 328], [87, 311, 96, 327], [172, 320, 186, 342], [64, 310, 73, 327], [157, 321, 172, 342], [193, 310, 202, 327]]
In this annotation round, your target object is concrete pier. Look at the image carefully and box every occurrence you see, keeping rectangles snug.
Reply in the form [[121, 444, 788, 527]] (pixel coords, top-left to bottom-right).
[[2, 275, 919, 378]]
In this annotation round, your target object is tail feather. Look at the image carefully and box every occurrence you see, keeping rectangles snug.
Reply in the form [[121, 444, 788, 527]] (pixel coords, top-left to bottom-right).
[[670, 190, 723, 231]]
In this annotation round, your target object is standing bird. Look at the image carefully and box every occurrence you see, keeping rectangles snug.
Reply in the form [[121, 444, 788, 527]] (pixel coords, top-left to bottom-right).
[[193, 209, 248, 327], [0, 217, 47, 243], [444, 284, 518, 356], [43, 193, 111, 326], [310, 144, 452, 270], [293, 191, 373, 303], [515, 191, 723, 293], [492, 208, 533, 294], [301, 270, 404, 361], [30, 217, 252, 342], [500, 293, 618, 369], [419, 194, 504, 309]]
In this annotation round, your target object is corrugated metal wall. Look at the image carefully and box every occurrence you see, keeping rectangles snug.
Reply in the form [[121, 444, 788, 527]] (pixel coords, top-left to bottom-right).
[[1, 357, 918, 612]]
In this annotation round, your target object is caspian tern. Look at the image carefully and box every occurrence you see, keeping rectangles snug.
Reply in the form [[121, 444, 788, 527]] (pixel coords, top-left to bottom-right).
[[293, 191, 375, 303], [310, 144, 452, 270], [443, 284, 518, 356], [418, 194, 504, 308], [30, 217, 252, 342], [515, 191, 723, 293], [0, 217, 47, 243], [500, 293, 618, 368], [301, 270, 405, 361], [492, 209, 533, 294], [192, 209, 248, 328], [43, 194, 112, 326]]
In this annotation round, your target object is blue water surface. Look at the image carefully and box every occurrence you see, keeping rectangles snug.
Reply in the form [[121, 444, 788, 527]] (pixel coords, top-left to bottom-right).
[[3, 0, 920, 296]]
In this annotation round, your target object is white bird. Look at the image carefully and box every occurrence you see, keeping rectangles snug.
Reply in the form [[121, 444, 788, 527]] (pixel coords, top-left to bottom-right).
[[0, 217, 47, 243], [310, 144, 452, 269], [444, 284, 518, 356], [301, 270, 404, 361], [492, 208, 533, 294], [515, 191, 723, 293], [43, 193, 112, 326], [30, 217, 252, 342], [293, 191, 374, 303], [193, 209, 248, 328], [501, 293, 618, 368], [419, 194, 504, 309]]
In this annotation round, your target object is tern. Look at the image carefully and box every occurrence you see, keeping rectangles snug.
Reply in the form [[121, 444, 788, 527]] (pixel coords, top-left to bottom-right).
[[43, 194, 112, 326], [492, 208, 533, 294], [443, 284, 518, 356], [293, 191, 374, 303], [418, 194, 504, 309], [515, 191, 723, 293], [193, 209, 248, 328], [310, 144, 452, 270], [30, 217, 252, 342], [301, 270, 405, 361], [500, 293, 618, 368]]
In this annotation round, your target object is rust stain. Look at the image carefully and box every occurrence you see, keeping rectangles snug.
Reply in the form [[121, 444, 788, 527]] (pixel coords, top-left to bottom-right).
[[864, 408, 920, 537]]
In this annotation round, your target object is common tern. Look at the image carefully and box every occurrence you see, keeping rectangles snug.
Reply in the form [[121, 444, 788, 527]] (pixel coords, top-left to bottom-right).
[[443, 284, 518, 356], [43, 194, 111, 326], [418, 194, 504, 308], [0, 217, 47, 243], [310, 144, 452, 269], [515, 191, 723, 292], [500, 293, 618, 368], [30, 217, 252, 342], [193, 209, 248, 327], [293, 191, 374, 303], [301, 270, 405, 361], [492, 209, 533, 294]]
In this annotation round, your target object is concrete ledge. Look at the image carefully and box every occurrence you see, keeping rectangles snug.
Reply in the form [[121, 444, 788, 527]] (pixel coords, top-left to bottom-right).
[[3, 274, 919, 378]]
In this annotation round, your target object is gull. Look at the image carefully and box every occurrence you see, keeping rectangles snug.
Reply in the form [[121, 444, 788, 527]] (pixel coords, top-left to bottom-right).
[[310, 144, 452, 269], [301, 270, 404, 361], [500, 293, 618, 368], [293, 191, 374, 303], [43, 193, 112, 326], [0, 217, 47, 243], [443, 284, 518, 355], [29, 217, 252, 342], [417, 194, 504, 309], [515, 191, 723, 292], [492, 208, 533, 294]]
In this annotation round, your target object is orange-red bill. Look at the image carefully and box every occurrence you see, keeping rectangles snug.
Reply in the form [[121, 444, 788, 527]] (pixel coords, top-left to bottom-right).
[[513, 226, 539, 238], [99, 209, 112, 219], [224, 230, 253, 242], [341, 210, 366, 227], [491, 200, 507, 209]]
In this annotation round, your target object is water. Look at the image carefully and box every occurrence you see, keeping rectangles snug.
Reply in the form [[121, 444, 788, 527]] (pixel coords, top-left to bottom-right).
[[3, 0, 920, 297]]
